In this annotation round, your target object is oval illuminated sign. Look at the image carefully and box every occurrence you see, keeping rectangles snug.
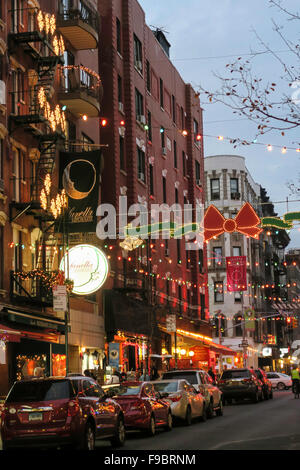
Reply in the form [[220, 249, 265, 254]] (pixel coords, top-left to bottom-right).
[[59, 244, 109, 296]]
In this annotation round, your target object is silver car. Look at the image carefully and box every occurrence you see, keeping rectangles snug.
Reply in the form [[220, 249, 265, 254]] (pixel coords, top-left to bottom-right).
[[151, 379, 206, 425]]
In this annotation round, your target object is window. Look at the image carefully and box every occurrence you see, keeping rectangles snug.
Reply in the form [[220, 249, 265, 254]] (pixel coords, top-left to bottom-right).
[[175, 188, 179, 204], [195, 160, 201, 185], [234, 314, 243, 336], [177, 239, 181, 265], [174, 140, 177, 168], [120, 135, 125, 171], [233, 246, 241, 257], [134, 34, 143, 73], [214, 282, 224, 303], [198, 249, 203, 272], [200, 293, 205, 320], [146, 60, 151, 92], [160, 127, 165, 149], [81, 133, 94, 151], [160, 78, 164, 108], [172, 95, 176, 123], [234, 291, 242, 303], [116, 18, 122, 54], [149, 164, 154, 196], [230, 178, 239, 199], [193, 119, 199, 142], [214, 314, 226, 337], [147, 111, 152, 142], [12, 149, 21, 202], [213, 247, 222, 266], [162, 176, 167, 203], [210, 179, 220, 200], [182, 151, 186, 177], [118, 75, 123, 104], [137, 147, 145, 182], [181, 107, 184, 129], [135, 88, 144, 119]]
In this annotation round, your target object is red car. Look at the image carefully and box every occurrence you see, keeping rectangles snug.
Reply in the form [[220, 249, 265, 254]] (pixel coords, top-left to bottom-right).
[[1, 376, 125, 450], [102, 381, 172, 436]]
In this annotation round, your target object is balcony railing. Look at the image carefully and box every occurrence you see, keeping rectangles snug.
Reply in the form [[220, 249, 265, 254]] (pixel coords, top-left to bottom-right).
[[10, 271, 53, 307], [58, 65, 102, 117], [57, 0, 99, 50]]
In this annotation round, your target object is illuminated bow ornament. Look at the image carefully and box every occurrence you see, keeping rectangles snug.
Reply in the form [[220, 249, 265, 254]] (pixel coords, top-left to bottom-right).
[[204, 202, 263, 242]]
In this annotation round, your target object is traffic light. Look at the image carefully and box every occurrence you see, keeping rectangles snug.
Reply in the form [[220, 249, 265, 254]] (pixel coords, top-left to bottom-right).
[[293, 317, 299, 329]]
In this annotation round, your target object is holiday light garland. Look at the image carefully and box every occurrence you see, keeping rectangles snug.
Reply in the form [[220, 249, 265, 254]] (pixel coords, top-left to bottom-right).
[[14, 269, 74, 293]]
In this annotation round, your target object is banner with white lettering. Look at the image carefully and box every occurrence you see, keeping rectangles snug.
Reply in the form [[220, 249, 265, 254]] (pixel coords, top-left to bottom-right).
[[59, 150, 102, 232]]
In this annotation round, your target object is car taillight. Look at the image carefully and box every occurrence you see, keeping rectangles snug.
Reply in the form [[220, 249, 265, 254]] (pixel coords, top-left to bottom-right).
[[168, 394, 181, 403], [68, 400, 80, 417]]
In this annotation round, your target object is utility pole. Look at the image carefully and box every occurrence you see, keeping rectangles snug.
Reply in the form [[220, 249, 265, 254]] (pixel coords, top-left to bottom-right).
[[218, 313, 223, 375], [242, 294, 247, 367]]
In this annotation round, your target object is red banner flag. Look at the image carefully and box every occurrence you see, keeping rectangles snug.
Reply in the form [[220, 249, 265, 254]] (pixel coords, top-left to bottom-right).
[[226, 256, 247, 292]]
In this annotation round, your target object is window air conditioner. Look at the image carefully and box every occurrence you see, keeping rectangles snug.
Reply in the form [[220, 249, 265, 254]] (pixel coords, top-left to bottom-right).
[[118, 101, 124, 113]]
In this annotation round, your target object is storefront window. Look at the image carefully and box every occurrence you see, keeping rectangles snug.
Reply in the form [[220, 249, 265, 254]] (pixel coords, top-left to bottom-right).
[[16, 354, 47, 380], [52, 354, 66, 377]]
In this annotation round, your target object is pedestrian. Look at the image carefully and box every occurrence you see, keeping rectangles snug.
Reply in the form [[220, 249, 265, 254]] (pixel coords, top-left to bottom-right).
[[208, 367, 216, 383], [291, 366, 300, 397]]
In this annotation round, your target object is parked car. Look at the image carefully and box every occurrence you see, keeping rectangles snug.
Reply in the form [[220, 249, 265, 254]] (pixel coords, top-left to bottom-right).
[[151, 379, 207, 425], [218, 368, 263, 403], [161, 370, 223, 418], [102, 381, 172, 436], [1, 376, 125, 450], [266, 372, 292, 390], [254, 369, 273, 399]]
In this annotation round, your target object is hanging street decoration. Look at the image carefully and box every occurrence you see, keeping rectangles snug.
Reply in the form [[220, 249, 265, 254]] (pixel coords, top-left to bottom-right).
[[204, 203, 262, 242], [226, 256, 247, 292], [261, 211, 300, 230]]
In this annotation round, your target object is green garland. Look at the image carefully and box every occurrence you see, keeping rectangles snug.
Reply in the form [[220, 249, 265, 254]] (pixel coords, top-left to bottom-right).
[[14, 269, 74, 293]]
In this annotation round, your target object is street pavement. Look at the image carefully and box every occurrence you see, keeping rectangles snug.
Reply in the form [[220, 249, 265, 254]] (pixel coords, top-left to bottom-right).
[[97, 390, 300, 451], [1, 391, 300, 451]]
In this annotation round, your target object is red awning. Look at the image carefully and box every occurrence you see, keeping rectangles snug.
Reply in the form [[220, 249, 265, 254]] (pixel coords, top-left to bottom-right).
[[210, 342, 237, 356], [0, 324, 21, 343]]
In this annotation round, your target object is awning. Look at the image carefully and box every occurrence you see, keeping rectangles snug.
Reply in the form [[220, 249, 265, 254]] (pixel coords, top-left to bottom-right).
[[0, 306, 66, 334], [104, 290, 153, 337], [209, 341, 237, 356], [0, 324, 21, 343]]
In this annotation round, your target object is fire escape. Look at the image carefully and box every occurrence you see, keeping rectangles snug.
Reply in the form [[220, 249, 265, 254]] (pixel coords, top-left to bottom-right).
[[8, 7, 67, 307]]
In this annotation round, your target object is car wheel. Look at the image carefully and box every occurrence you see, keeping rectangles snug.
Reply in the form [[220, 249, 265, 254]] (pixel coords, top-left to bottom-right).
[[277, 382, 285, 391], [216, 399, 223, 417], [147, 414, 156, 437], [111, 415, 125, 447], [185, 406, 192, 426], [81, 422, 95, 450], [165, 412, 173, 431], [206, 400, 214, 419], [200, 404, 207, 422]]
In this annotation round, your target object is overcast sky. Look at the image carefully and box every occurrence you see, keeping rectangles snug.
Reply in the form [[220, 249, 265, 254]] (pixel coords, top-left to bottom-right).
[[139, 0, 300, 247]]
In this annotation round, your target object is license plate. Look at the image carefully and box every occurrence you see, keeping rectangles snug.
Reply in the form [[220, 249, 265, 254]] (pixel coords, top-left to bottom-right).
[[29, 412, 42, 421]]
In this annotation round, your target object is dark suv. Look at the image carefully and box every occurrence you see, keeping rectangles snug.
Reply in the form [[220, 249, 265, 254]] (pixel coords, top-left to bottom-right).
[[1, 376, 125, 450], [254, 369, 273, 400], [218, 368, 263, 404]]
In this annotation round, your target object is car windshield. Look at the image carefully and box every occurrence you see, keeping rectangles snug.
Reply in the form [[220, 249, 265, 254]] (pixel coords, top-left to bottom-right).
[[108, 385, 141, 396], [162, 372, 197, 384], [6, 380, 72, 403], [153, 382, 179, 393], [221, 370, 250, 379]]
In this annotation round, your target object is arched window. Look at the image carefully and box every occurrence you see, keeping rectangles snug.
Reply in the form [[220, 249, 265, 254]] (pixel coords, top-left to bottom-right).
[[234, 313, 243, 337]]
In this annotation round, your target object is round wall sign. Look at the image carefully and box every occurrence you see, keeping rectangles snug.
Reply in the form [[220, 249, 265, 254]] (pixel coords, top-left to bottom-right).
[[59, 244, 109, 296]]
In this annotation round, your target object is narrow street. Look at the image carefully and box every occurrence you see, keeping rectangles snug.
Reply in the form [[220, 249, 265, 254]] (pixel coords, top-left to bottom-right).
[[94, 391, 300, 451]]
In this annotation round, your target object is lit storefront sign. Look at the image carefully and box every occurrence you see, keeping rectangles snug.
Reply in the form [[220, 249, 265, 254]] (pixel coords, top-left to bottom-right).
[[262, 347, 272, 357], [60, 244, 109, 295]]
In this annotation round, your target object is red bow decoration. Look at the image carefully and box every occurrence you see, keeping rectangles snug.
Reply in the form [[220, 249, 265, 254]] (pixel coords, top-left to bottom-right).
[[204, 202, 263, 242]]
